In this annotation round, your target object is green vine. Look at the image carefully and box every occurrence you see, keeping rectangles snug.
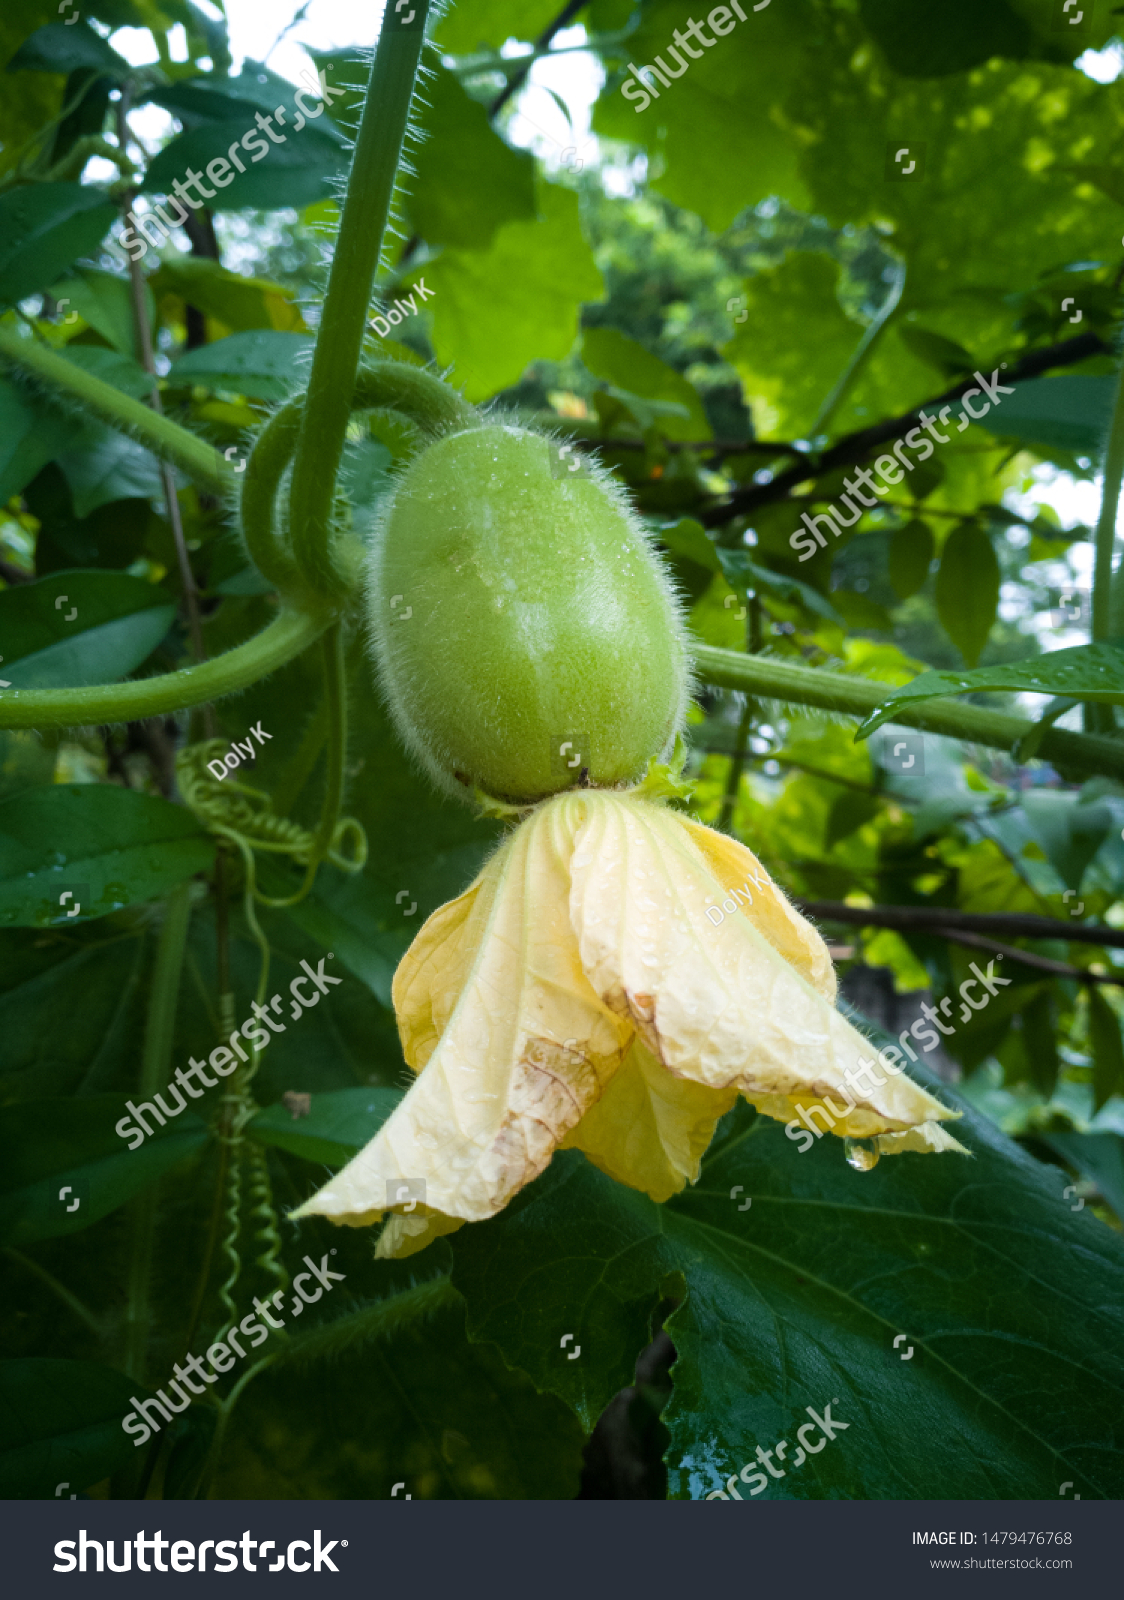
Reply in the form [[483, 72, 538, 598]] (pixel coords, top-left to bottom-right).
[[287, 1, 436, 599]]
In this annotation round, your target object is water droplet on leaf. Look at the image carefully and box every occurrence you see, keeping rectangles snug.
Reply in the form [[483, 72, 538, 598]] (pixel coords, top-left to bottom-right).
[[844, 1136, 880, 1172]]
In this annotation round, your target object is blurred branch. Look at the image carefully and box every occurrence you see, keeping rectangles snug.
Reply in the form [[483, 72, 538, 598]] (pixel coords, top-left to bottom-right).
[[699, 330, 1111, 528], [489, 1, 588, 117], [797, 898, 1124, 951]]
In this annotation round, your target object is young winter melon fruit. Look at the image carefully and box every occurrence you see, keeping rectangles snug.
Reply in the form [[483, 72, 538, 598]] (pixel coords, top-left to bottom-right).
[[368, 422, 690, 803]]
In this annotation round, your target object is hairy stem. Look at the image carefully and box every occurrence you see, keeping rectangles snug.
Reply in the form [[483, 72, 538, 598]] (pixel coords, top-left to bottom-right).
[[693, 644, 1124, 780], [0, 606, 328, 729], [287, 3, 433, 598], [0, 325, 233, 498]]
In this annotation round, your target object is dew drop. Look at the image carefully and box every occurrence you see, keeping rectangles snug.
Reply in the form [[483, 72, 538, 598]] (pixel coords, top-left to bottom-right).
[[844, 1136, 880, 1172]]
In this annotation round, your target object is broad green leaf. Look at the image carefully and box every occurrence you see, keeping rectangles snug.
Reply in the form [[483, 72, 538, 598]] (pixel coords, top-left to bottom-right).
[[856, 641, 1124, 737], [0, 569, 175, 690], [0, 1094, 209, 1245], [1042, 1131, 1124, 1224], [721, 254, 857, 440], [0, 183, 115, 307], [1088, 986, 1124, 1112], [149, 255, 305, 333], [5, 20, 129, 77], [0, 922, 148, 1101], [0, 374, 71, 503], [582, 327, 711, 442], [0, 1359, 144, 1498], [410, 69, 535, 249], [168, 329, 315, 399], [48, 266, 153, 358], [451, 1058, 1124, 1497], [434, 0, 560, 51], [888, 516, 934, 599], [217, 1290, 585, 1500], [249, 1086, 402, 1166], [0, 785, 214, 928], [422, 182, 603, 401], [591, 0, 812, 233], [142, 118, 346, 214], [56, 422, 164, 517], [934, 521, 999, 666], [795, 35, 1124, 316]]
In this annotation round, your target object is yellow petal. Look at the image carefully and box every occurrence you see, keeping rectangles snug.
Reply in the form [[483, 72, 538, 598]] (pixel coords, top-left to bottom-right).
[[291, 799, 632, 1236], [568, 793, 960, 1144], [393, 871, 494, 1072], [560, 1036, 737, 1201], [677, 815, 837, 1001]]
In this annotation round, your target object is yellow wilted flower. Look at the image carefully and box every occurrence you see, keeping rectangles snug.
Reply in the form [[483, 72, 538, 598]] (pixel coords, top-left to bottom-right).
[[292, 788, 965, 1258]]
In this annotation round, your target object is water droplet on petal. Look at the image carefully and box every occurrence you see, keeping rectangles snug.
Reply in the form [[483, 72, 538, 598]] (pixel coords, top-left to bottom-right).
[[844, 1136, 880, 1172]]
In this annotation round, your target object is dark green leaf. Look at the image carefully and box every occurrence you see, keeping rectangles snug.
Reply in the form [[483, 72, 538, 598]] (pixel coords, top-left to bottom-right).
[[0, 785, 214, 928], [856, 641, 1124, 737], [825, 788, 880, 848], [858, 0, 1033, 78], [972, 375, 1116, 455], [898, 324, 975, 374], [452, 1063, 1124, 1497], [1021, 990, 1059, 1099], [1088, 986, 1124, 1112], [168, 329, 315, 400], [249, 1087, 402, 1167], [56, 343, 153, 400], [5, 21, 129, 78], [935, 522, 999, 666], [888, 516, 934, 599], [1042, 1131, 1124, 1224], [141, 119, 346, 214], [0, 374, 71, 503], [0, 1359, 143, 1498], [218, 1290, 585, 1499], [55, 422, 165, 517], [48, 267, 153, 360], [146, 60, 348, 137], [0, 1094, 209, 1246], [0, 183, 115, 307], [717, 550, 845, 625], [0, 569, 175, 690]]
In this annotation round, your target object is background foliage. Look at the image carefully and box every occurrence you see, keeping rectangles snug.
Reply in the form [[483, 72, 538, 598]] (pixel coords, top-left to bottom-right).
[[0, 0, 1122, 1501]]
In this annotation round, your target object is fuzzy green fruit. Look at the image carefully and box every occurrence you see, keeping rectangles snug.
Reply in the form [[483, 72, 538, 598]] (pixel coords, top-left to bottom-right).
[[368, 423, 690, 803]]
